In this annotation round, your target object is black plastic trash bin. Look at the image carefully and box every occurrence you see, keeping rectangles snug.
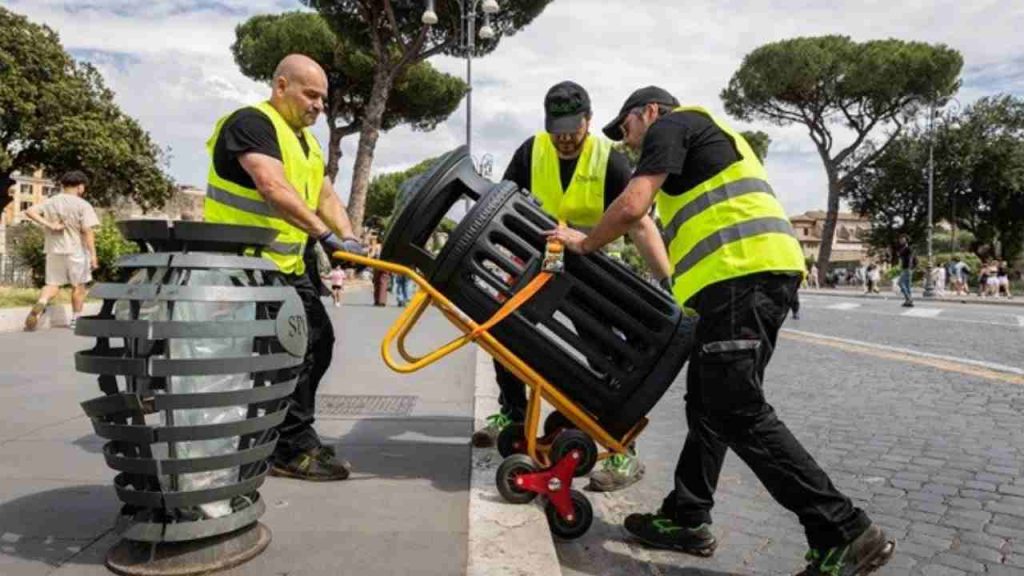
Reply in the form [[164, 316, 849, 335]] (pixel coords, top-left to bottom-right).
[[383, 147, 694, 439], [75, 220, 307, 575]]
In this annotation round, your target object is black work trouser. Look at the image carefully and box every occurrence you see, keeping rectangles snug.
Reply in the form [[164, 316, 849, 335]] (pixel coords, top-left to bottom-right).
[[661, 272, 870, 550], [273, 267, 335, 458]]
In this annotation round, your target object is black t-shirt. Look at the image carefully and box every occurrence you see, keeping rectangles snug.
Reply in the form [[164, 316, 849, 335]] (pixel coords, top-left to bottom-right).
[[212, 107, 311, 190], [898, 245, 914, 269], [633, 110, 741, 195], [502, 135, 632, 210]]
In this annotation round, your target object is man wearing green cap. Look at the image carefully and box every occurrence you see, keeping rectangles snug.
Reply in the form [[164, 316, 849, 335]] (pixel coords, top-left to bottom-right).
[[547, 86, 894, 575], [472, 81, 670, 493]]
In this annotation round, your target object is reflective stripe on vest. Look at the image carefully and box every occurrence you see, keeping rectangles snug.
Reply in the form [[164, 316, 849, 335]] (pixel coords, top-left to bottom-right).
[[204, 101, 324, 275], [529, 132, 610, 228], [655, 106, 805, 307]]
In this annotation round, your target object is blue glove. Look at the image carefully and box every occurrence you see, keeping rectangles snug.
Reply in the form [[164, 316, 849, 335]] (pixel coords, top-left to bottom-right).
[[319, 231, 367, 257]]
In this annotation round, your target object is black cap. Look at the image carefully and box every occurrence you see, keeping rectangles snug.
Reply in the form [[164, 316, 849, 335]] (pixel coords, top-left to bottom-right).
[[602, 86, 679, 141], [544, 81, 591, 134]]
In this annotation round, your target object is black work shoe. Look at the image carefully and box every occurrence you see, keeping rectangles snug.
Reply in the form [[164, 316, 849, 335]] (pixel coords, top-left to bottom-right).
[[796, 524, 896, 576], [270, 447, 351, 481], [623, 512, 717, 557]]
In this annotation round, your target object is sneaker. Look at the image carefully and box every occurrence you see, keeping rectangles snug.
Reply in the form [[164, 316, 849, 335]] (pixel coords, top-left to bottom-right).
[[587, 452, 645, 492], [471, 412, 513, 448], [797, 524, 895, 576], [69, 316, 78, 330], [23, 303, 46, 332], [623, 512, 716, 557], [269, 446, 351, 481]]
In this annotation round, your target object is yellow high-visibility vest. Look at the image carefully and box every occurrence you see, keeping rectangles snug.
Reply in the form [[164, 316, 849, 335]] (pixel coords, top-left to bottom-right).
[[656, 106, 805, 307], [529, 132, 610, 228], [204, 101, 324, 275]]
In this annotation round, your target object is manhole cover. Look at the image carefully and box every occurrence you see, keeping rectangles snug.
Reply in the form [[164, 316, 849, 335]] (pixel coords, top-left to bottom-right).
[[316, 395, 417, 418]]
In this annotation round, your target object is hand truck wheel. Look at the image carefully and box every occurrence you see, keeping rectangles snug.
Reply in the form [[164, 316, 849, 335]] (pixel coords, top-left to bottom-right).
[[496, 454, 539, 504], [550, 429, 598, 477], [543, 411, 574, 437], [545, 489, 593, 540]]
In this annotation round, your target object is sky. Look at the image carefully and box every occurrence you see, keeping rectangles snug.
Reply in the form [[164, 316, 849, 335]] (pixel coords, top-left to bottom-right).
[[4, 0, 1024, 216]]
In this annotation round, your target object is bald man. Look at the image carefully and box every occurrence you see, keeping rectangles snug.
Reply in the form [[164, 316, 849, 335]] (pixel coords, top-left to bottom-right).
[[205, 54, 365, 482]]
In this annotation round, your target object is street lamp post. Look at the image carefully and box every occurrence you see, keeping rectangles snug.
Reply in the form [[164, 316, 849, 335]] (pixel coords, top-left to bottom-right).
[[422, 0, 498, 159], [924, 102, 936, 298]]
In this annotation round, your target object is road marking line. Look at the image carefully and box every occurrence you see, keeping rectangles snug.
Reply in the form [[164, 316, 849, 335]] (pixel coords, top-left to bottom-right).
[[901, 307, 943, 318], [1018, 316, 1024, 327], [826, 302, 861, 311], [781, 328, 1024, 386]]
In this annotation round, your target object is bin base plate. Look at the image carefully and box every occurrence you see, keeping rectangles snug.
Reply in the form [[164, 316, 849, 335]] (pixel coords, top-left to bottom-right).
[[105, 522, 271, 576]]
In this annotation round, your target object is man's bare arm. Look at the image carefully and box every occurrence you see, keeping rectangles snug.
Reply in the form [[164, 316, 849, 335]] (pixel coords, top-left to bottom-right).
[[627, 214, 671, 280], [82, 226, 98, 269], [25, 206, 63, 232], [239, 152, 329, 238], [316, 177, 357, 239]]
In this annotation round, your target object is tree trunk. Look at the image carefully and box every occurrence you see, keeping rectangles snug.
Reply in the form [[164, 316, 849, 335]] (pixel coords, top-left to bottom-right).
[[347, 67, 394, 237], [325, 112, 344, 184], [816, 173, 843, 285], [0, 171, 14, 215]]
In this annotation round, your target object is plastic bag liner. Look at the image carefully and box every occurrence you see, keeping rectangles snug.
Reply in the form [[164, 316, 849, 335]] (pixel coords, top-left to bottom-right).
[[117, 268, 256, 519]]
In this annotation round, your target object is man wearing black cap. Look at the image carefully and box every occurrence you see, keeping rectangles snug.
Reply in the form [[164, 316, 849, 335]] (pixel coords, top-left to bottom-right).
[[471, 81, 670, 493], [547, 87, 894, 575]]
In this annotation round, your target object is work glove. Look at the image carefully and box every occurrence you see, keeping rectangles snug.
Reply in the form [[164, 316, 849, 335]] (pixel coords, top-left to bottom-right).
[[319, 231, 368, 257]]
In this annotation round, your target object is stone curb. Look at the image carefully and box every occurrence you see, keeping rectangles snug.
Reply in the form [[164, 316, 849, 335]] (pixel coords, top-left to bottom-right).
[[466, 347, 562, 576], [0, 301, 102, 333], [803, 288, 1024, 308]]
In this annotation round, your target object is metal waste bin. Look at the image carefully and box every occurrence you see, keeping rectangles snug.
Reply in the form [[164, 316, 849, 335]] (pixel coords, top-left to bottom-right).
[[76, 220, 307, 575], [382, 147, 693, 439]]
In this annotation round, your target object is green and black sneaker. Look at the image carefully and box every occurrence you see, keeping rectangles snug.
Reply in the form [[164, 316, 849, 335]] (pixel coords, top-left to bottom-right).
[[797, 524, 896, 576], [623, 512, 717, 557], [471, 412, 513, 448]]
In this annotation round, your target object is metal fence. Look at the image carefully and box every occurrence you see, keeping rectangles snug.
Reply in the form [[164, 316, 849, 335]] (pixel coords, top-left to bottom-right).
[[0, 254, 34, 287]]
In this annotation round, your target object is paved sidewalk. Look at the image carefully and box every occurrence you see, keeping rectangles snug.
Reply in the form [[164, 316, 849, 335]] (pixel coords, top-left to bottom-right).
[[804, 287, 1022, 308], [0, 285, 476, 576]]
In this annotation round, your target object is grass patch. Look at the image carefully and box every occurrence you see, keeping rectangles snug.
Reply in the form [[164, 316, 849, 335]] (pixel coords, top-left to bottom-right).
[[0, 286, 76, 308]]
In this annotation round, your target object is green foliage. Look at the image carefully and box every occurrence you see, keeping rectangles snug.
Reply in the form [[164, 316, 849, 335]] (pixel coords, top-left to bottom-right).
[[303, 0, 553, 60], [365, 156, 439, 230], [9, 223, 45, 287], [740, 130, 771, 163], [721, 35, 962, 273], [295, 0, 553, 234], [232, 12, 467, 134], [846, 131, 931, 253], [0, 7, 174, 212], [848, 95, 1024, 262], [93, 215, 137, 282], [6, 215, 136, 287]]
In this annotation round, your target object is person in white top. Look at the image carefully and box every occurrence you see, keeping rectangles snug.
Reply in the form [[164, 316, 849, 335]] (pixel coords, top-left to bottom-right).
[[23, 171, 100, 331]]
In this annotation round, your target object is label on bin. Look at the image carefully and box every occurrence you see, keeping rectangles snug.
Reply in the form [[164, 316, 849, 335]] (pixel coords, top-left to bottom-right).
[[276, 292, 309, 357], [542, 240, 564, 273]]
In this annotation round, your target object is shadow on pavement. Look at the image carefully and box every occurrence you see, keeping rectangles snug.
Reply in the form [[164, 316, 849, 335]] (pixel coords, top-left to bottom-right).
[[323, 415, 472, 493], [0, 484, 115, 567]]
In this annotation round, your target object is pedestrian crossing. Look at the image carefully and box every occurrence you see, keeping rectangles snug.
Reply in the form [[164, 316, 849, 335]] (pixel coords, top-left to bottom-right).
[[901, 307, 943, 318], [804, 297, 1024, 328]]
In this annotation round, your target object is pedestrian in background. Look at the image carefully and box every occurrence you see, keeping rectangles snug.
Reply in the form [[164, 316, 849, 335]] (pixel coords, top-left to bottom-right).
[[897, 235, 915, 307], [808, 263, 820, 289], [998, 261, 1012, 298], [23, 171, 99, 331], [327, 265, 346, 307]]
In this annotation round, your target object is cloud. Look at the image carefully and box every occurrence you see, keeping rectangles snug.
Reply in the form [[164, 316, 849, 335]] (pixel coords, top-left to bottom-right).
[[4, 0, 1023, 215]]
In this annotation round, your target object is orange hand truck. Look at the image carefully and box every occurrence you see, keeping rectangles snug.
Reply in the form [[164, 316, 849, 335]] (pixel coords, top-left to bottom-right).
[[332, 248, 648, 539]]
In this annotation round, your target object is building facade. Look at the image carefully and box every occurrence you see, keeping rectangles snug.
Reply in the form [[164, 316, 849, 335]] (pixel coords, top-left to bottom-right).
[[2, 170, 59, 227], [789, 210, 872, 263]]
